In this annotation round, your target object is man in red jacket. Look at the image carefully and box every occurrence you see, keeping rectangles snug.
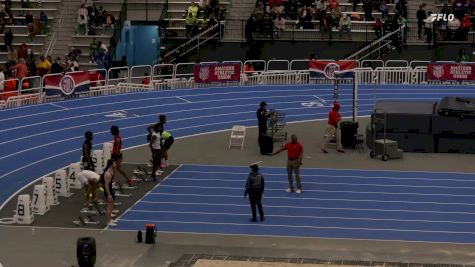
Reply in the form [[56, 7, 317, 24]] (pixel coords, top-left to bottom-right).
[[321, 102, 345, 153]]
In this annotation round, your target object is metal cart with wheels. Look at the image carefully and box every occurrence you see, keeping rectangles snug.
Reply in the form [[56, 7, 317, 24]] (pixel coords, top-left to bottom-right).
[[370, 109, 403, 161], [266, 110, 287, 142]]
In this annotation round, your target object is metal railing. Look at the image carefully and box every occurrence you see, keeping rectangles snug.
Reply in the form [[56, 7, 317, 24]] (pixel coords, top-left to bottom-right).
[[162, 22, 223, 62], [1, 59, 474, 110], [344, 25, 404, 61]]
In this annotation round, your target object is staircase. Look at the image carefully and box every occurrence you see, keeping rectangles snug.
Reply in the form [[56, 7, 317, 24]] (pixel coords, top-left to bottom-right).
[[49, 0, 78, 62], [222, 0, 256, 42]]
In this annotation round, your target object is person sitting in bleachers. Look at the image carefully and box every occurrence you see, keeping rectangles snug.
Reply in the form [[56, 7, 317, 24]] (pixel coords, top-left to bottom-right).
[[104, 12, 115, 35], [185, 11, 197, 37], [284, 0, 298, 20], [17, 43, 27, 60], [339, 13, 351, 38], [39, 11, 48, 34], [7, 46, 16, 63], [89, 38, 98, 63], [26, 49, 36, 76], [37, 55, 51, 76], [50, 57, 63, 74]]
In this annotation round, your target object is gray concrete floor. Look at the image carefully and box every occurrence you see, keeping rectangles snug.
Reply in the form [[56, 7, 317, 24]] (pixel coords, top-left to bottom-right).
[[1, 119, 475, 267]]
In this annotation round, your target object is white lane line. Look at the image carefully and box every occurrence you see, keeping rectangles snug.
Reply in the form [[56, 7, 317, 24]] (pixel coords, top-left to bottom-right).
[[138, 200, 475, 215], [107, 164, 184, 230], [172, 171, 475, 183], [148, 191, 475, 207], [48, 103, 69, 110], [175, 96, 192, 103], [313, 95, 328, 105], [158, 181, 475, 191], [0, 114, 347, 180], [183, 164, 475, 175], [0, 105, 368, 161], [0, 94, 320, 133], [125, 209, 475, 225], [116, 219, 475, 235], [161, 178, 475, 197], [0, 116, 336, 211]]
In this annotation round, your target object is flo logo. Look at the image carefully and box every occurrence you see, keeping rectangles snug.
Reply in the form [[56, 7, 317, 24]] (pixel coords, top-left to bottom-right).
[[429, 13, 455, 22]]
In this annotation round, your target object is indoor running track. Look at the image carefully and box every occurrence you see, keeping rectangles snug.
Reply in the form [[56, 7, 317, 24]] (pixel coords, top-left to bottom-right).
[[116, 164, 475, 244], [1, 84, 475, 211]]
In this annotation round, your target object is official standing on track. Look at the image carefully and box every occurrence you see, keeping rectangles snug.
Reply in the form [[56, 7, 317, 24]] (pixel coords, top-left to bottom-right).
[[257, 101, 271, 137], [244, 162, 265, 222], [272, 134, 304, 193], [77, 170, 100, 206], [321, 102, 345, 154], [82, 131, 94, 171]]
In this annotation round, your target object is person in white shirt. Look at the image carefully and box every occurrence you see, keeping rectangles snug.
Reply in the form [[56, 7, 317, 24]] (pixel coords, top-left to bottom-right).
[[339, 14, 351, 38], [424, 11, 435, 48], [0, 68, 5, 93], [149, 123, 163, 182], [77, 170, 100, 206]]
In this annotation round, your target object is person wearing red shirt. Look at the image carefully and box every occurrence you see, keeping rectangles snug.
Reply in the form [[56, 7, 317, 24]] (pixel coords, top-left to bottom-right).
[[321, 102, 344, 153], [272, 134, 304, 193]]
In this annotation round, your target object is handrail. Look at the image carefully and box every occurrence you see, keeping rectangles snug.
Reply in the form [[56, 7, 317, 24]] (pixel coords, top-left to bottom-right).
[[162, 22, 222, 62], [345, 25, 405, 60]]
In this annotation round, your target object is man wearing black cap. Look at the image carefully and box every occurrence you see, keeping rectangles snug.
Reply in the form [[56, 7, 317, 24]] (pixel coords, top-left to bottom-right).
[[244, 162, 265, 222], [257, 101, 271, 137]]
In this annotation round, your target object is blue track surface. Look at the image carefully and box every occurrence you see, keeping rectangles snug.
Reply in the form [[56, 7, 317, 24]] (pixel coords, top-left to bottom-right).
[[0, 83, 475, 243], [116, 164, 475, 243]]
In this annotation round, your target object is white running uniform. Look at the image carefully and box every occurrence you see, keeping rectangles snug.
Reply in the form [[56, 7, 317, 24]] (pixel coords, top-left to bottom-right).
[[151, 131, 161, 150], [77, 170, 100, 186]]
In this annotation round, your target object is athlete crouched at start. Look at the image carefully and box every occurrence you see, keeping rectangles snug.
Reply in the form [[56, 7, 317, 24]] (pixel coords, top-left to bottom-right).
[[76, 170, 100, 207]]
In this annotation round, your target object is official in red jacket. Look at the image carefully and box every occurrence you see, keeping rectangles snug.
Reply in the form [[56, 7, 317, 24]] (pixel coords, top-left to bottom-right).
[[321, 102, 345, 153]]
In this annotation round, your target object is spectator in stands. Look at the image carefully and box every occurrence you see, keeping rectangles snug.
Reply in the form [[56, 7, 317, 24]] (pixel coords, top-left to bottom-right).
[[50, 57, 64, 74], [89, 38, 99, 63], [374, 17, 383, 38], [188, 1, 199, 17], [17, 43, 27, 60], [68, 46, 82, 58], [104, 12, 115, 35], [456, 48, 470, 62], [315, 0, 327, 21], [109, 32, 117, 59], [424, 11, 435, 49], [395, 0, 407, 18], [461, 13, 472, 40], [78, 4, 88, 35], [12, 58, 27, 82], [297, 6, 313, 29], [453, 0, 467, 20], [269, 0, 282, 13], [33, 17, 41, 36], [69, 57, 79, 71], [37, 55, 51, 76], [186, 11, 197, 37], [351, 0, 360, 12], [3, 28, 12, 49], [0, 13, 5, 34], [448, 16, 461, 40], [245, 15, 256, 42], [27, 60, 36, 77], [380, 0, 389, 21], [274, 13, 285, 38], [261, 13, 273, 36], [0, 71, 16, 100], [142, 72, 150, 85], [329, 0, 339, 10], [339, 13, 351, 38], [0, 67, 4, 93], [88, 21, 97, 35], [25, 10, 33, 26], [39, 11, 48, 34], [416, 4, 427, 40], [207, 0, 220, 18], [244, 62, 255, 74], [363, 0, 373, 21], [7, 46, 15, 63], [285, 0, 298, 20]]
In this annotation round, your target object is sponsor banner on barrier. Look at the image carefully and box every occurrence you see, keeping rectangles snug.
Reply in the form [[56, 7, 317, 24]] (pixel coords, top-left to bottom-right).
[[427, 63, 475, 81], [44, 71, 90, 96], [309, 60, 356, 79], [194, 63, 241, 83]]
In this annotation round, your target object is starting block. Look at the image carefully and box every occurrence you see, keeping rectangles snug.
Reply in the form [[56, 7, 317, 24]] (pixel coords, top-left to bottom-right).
[[80, 207, 98, 216], [73, 215, 100, 226], [112, 182, 133, 197]]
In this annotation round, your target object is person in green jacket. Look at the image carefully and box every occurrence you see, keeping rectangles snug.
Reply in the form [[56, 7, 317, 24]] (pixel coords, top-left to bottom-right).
[[456, 48, 470, 62]]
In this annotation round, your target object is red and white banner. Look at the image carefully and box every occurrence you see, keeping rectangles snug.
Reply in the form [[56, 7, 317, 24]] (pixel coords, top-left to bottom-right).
[[427, 63, 475, 81], [309, 60, 357, 79], [194, 63, 241, 83]]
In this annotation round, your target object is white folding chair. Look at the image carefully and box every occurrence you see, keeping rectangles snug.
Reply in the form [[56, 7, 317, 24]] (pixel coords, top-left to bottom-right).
[[228, 125, 246, 150]]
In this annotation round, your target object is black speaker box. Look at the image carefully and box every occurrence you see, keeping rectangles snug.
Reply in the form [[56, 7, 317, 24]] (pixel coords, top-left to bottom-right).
[[77, 237, 96, 267]]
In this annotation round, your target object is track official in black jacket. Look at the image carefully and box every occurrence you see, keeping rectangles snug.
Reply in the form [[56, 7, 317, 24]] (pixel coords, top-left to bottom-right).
[[257, 101, 271, 137], [244, 162, 265, 222]]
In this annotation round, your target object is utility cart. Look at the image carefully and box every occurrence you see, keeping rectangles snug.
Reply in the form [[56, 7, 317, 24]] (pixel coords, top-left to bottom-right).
[[370, 109, 403, 161], [266, 110, 287, 142]]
